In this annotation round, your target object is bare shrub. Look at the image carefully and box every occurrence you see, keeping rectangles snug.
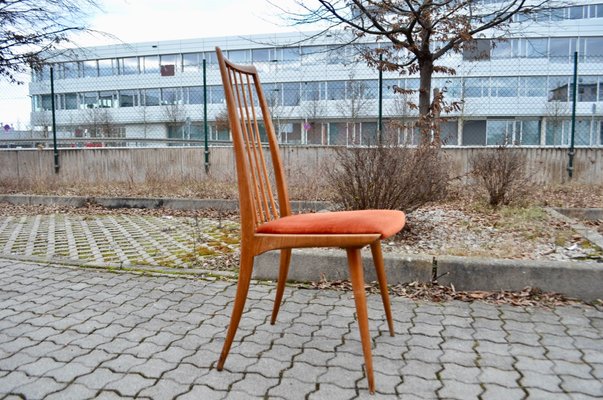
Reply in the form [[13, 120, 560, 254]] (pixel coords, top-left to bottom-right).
[[469, 145, 529, 207], [327, 143, 450, 212]]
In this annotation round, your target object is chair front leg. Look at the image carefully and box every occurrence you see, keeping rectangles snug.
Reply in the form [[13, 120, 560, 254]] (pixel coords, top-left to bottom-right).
[[370, 241, 395, 337], [346, 247, 375, 394], [217, 247, 255, 371], [271, 248, 292, 325]]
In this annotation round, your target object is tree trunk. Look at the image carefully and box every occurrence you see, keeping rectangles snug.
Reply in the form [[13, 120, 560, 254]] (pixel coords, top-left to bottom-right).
[[418, 57, 434, 146]]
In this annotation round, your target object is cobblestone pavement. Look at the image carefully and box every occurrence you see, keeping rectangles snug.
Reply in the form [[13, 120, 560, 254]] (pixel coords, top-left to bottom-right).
[[0, 259, 602, 399], [0, 214, 240, 269]]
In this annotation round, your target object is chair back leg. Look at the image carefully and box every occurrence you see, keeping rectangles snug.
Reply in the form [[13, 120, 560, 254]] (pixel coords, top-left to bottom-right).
[[346, 247, 375, 394], [217, 249, 255, 370], [271, 248, 292, 325], [370, 241, 395, 337]]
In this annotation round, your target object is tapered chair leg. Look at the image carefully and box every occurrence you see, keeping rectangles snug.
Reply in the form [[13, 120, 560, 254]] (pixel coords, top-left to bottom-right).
[[271, 248, 292, 325], [370, 241, 395, 337], [217, 249, 255, 371], [346, 247, 375, 394]]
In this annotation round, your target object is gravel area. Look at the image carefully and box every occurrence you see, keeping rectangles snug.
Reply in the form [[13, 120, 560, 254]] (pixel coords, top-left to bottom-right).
[[1, 201, 601, 264], [385, 205, 602, 262]]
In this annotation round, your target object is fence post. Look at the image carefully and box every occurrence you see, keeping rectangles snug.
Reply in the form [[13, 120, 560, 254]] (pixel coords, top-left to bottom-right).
[[50, 67, 60, 173], [378, 54, 383, 144], [203, 58, 210, 174], [568, 51, 578, 180]]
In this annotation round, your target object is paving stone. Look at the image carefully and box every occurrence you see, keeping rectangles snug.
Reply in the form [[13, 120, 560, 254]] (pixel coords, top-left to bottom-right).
[[0, 370, 31, 393], [44, 383, 98, 400], [102, 373, 156, 397], [480, 384, 526, 400], [13, 376, 66, 399], [268, 377, 315, 400], [138, 377, 193, 399], [396, 375, 442, 398], [560, 375, 603, 397], [196, 368, 244, 391], [229, 372, 279, 396], [283, 360, 329, 383], [73, 367, 124, 390], [398, 359, 440, 380], [128, 357, 179, 379], [525, 387, 572, 399], [479, 366, 521, 387], [440, 363, 481, 384], [245, 356, 291, 378], [438, 379, 483, 399], [17, 356, 65, 377], [308, 383, 356, 399]]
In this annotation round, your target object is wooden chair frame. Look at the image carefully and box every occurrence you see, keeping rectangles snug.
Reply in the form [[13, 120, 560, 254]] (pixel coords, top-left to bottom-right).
[[215, 47, 402, 394]]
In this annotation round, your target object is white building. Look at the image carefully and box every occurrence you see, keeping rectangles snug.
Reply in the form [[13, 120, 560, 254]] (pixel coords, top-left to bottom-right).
[[28, 1, 603, 147]]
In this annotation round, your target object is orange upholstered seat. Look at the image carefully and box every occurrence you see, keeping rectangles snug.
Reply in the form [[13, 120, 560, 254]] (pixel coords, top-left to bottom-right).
[[257, 210, 405, 239]]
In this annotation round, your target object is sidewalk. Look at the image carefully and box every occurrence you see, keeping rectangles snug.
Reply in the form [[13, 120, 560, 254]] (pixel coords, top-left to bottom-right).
[[0, 258, 602, 399]]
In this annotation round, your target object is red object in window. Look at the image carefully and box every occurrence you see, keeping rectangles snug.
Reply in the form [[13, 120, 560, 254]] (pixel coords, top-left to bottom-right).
[[160, 65, 175, 76]]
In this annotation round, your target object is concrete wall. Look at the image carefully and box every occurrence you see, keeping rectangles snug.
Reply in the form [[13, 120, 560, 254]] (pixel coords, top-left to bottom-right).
[[0, 146, 601, 187]]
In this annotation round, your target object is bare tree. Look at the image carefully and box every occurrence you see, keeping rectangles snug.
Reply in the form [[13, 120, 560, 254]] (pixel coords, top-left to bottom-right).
[[163, 102, 186, 140], [335, 68, 373, 145], [288, 0, 552, 144], [0, 0, 101, 83]]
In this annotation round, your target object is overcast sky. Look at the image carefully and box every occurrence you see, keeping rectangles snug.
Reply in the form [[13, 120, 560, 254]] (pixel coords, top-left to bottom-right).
[[81, 0, 313, 46], [1, 0, 317, 128]]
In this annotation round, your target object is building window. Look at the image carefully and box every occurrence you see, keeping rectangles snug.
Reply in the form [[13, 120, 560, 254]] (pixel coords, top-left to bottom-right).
[[548, 76, 570, 101], [41, 95, 52, 111], [99, 91, 117, 108], [586, 37, 603, 61], [98, 59, 115, 77], [80, 92, 98, 109], [119, 57, 139, 75], [186, 87, 204, 104], [464, 78, 486, 98], [491, 40, 512, 59], [119, 90, 139, 107], [252, 48, 271, 63], [518, 120, 541, 145], [302, 81, 324, 101], [578, 77, 598, 102], [282, 82, 301, 106], [142, 55, 159, 74], [228, 49, 250, 63], [490, 77, 518, 97], [161, 88, 181, 105], [463, 39, 491, 61], [486, 120, 515, 145], [328, 81, 346, 100], [160, 54, 177, 76], [82, 60, 98, 77], [520, 77, 547, 97], [143, 89, 160, 106], [549, 38, 571, 62], [209, 86, 225, 104], [462, 120, 487, 145], [64, 93, 78, 110], [301, 46, 326, 65], [62, 62, 80, 79], [182, 53, 202, 72]]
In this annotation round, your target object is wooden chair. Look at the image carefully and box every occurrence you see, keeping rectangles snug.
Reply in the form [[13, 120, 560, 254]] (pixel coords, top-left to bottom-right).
[[215, 47, 406, 394]]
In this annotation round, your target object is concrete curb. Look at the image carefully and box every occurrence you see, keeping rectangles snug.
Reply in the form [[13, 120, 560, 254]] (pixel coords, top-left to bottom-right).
[[253, 249, 602, 302]]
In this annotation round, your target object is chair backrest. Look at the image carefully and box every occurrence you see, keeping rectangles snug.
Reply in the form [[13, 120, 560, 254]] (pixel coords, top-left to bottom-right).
[[216, 47, 291, 238]]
